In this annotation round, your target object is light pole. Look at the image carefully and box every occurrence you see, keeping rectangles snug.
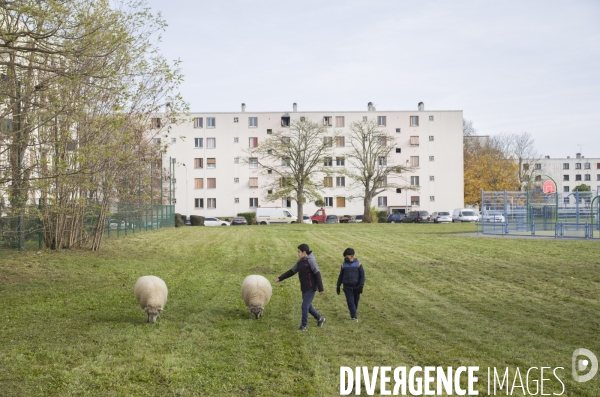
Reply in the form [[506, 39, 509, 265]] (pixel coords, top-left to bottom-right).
[[182, 163, 188, 222], [405, 160, 409, 214]]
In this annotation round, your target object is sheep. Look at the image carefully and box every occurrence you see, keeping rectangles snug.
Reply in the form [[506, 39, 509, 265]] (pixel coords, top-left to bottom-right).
[[134, 275, 168, 323], [241, 275, 272, 319]]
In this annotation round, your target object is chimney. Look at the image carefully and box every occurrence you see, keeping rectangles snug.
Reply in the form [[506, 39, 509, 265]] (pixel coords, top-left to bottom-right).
[[418, 102, 424, 111], [368, 102, 375, 111], [576, 153, 581, 159], [545, 155, 550, 159], [241, 103, 246, 112], [293, 103, 297, 112]]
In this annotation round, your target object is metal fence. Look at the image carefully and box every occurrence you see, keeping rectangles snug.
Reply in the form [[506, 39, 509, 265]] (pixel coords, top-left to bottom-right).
[[0, 203, 175, 250], [480, 189, 600, 239]]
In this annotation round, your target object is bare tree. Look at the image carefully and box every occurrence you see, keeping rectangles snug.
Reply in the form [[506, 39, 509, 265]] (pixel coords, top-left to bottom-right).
[[344, 120, 412, 223], [246, 119, 338, 221]]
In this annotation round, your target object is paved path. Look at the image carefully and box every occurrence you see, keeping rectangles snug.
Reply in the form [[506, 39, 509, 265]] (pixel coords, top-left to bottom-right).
[[455, 232, 600, 241]]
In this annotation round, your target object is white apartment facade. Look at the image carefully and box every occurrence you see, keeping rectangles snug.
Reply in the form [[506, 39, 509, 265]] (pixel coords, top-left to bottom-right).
[[525, 153, 600, 194], [164, 102, 464, 219]]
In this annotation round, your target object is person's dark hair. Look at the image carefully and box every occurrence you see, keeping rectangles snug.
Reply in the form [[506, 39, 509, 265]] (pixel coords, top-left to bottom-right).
[[343, 248, 355, 257], [298, 243, 310, 254]]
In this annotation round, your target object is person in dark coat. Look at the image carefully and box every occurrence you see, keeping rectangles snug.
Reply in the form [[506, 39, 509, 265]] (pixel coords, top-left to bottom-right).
[[275, 243, 325, 330], [336, 247, 365, 321]]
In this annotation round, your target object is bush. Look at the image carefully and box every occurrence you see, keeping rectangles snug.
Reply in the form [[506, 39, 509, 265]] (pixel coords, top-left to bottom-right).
[[190, 215, 205, 226], [174, 213, 185, 228], [237, 212, 256, 225]]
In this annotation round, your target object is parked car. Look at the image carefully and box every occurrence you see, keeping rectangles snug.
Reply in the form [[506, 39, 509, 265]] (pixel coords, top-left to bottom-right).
[[452, 208, 479, 222], [339, 215, 356, 223], [386, 213, 406, 223], [302, 215, 312, 224], [325, 215, 339, 223], [108, 220, 126, 229], [354, 215, 363, 223], [255, 207, 297, 225], [431, 211, 452, 223], [481, 210, 505, 223], [204, 217, 230, 226], [185, 217, 192, 226], [400, 211, 432, 223], [231, 217, 248, 225], [310, 208, 327, 224]]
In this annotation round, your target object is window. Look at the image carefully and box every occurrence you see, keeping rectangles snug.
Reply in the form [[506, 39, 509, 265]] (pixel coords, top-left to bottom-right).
[[324, 177, 333, 187], [563, 186, 570, 192], [575, 174, 582, 181], [249, 198, 258, 207], [323, 136, 332, 147], [410, 116, 419, 126], [324, 157, 332, 166], [300, 117, 306, 122], [234, 137, 239, 143], [207, 158, 216, 168], [378, 136, 387, 146], [207, 198, 216, 208], [584, 163, 590, 169], [378, 157, 387, 166], [207, 117, 215, 128], [249, 117, 257, 127], [325, 197, 333, 207], [336, 157, 345, 166], [362, 116, 368, 122], [194, 117, 203, 128], [194, 138, 203, 148], [194, 158, 203, 169], [336, 136, 345, 147], [597, 163, 600, 169], [396, 128, 401, 133], [430, 176, 435, 181], [429, 136, 434, 141], [195, 198, 203, 208], [336, 116, 345, 127], [234, 178, 239, 183], [267, 149, 272, 154], [267, 129, 272, 134], [207, 138, 216, 149], [285, 198, 292, 208], [267, 190, 273, 194], [395, 148, 401, 153], [249, 157, 258, 168], [336, 177, 345, 187], [430, 196, 435, 201], [282, 137, 291, 145], [281, 116, 290, 127], [234, 117, 239, 123], [249, 137, 258, 148], [336, 197, 346, 207], [576, 163, 582, 169], [535, 163, 541, 170], [411, 196, 420, 206], [410, 136, 419, 146], [378, 196, 387, 207], [535, 175, 541, 182], [234, 157, 240, 164], [597, 174, 600, 181], [194, 178, 204, 189], [429, 116, 434, 121], [429, 156, 434, 162], [282, 157, 290, 166], [267, 169, 272, 174], [523, 164, 529, 171], [584, 174, 591, 181], [563, 163, 569, 170], [411, 176, 419, 186], [171, 137, 176, 143], [523, 175, 530, 182], [151, 118, 161, 128], [410, 156, 419, 167], [249, 178, 258, 188], [377, 116, 386, 126], [563, 175, 569, 181], [235, 198, 239, 203], [207, 178, 216, 189], [396, 188, 402, 193], [153, 138, 161, 145], [323, 116, 332, 126]]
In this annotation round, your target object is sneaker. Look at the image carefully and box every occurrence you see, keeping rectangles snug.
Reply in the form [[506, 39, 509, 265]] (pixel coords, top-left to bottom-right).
[[298, 326, 307, 331], [351, 317, 358, 322], [317, 317, 325, 327]]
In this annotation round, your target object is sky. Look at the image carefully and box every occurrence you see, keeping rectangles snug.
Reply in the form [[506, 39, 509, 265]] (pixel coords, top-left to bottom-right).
[[145, 0, 600, 158]]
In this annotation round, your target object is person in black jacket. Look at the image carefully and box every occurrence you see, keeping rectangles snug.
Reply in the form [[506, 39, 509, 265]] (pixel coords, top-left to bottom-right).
[[275, 243, 325, 331], [336, 247, 365, 321]]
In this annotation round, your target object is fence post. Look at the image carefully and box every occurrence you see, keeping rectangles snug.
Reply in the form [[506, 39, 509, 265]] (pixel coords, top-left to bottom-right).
[[38, 199, 42, 250]]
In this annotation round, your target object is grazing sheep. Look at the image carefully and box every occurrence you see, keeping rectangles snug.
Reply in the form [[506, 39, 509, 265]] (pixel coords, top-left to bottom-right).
[[134, 275, 168, 323], [241, 275, 272, 319]]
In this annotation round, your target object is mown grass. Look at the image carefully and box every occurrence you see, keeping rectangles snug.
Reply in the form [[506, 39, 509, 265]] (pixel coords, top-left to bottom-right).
[[0, 223, 599, 396]]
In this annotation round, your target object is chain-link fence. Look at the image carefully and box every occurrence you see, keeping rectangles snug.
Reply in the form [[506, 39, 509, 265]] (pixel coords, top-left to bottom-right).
[[480, 189, 600, 239], [0, 203, 174, 251]]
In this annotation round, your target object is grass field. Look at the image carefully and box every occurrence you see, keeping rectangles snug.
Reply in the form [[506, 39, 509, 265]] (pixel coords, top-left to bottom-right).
[[0, 223, 599, 396]]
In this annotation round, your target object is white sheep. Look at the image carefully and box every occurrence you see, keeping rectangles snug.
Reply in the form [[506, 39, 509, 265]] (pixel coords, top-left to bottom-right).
[[134, 275, 168, 323], [241, 275, 272, 319]]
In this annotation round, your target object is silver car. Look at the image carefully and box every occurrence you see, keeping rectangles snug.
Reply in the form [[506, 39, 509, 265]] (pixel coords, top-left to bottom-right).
[[482, 210, 505, 223], [204, 217, 230, 226], [431, 211, 452, 223]]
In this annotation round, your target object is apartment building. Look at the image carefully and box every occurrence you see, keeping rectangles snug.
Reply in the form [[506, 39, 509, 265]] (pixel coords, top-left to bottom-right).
[[524, 153, 600, 194], [164, 102, 464, 218]]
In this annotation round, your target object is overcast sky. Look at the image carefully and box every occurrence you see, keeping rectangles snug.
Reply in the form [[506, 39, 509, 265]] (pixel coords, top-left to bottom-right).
[[146, 0, 600, 158]]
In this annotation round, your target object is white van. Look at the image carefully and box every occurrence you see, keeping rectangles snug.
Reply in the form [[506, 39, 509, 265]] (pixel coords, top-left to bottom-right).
[[452, 208, 479, 222], [255, 207, 297, 225]]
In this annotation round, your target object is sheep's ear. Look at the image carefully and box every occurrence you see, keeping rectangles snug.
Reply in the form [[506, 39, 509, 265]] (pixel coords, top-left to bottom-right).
[[144, 307, 150, 312]]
